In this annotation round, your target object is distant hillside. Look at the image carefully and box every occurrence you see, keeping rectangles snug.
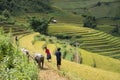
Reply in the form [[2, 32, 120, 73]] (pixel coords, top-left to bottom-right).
[[0, 0, 53, 15], [52, 0, 120, 18]]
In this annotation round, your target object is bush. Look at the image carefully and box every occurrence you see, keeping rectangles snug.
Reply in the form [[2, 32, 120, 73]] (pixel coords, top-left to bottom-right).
[[0, 29, 38, 80], [83, 15, 97, 29], [55, 33, 72, 39], [29, 17, 53, 35], [0, 15, 15, 24], [48, 38, 54, 43], [0, 0, 53, 15], [32, 35, 46, 44], [2, 9, 11, 19], [0, 15, 6, 21]]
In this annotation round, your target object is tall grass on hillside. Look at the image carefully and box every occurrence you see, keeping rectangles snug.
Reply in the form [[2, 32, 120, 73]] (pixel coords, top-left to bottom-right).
[[34, 38, 120, 80], [48, 23, 120, 60], [32, 33, 120, 73], [19, 33, 120, 80]]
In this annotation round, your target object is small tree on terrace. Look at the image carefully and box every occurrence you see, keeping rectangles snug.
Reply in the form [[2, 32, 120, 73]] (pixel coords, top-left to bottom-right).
[[2, 9, 11, 19], [29, 17, 53, 35], [82, 15, 97, 29], [111, 25, 120, 34]]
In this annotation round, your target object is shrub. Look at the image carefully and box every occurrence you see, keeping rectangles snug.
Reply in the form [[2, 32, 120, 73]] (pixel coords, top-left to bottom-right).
[[2, 9, 11, 19], [0, 29, 38, 80], [83, 15, 97, 29], [29, 17, 53, 35], [55, 33, 72, 39], [48, 38, 54, 43], [0, 15, 7, 21]]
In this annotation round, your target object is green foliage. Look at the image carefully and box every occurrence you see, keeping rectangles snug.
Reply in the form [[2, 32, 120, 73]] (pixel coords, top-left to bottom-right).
[[53, 0, 120, 19], [0, 13, 15, 24], [0, 0, 53, 15], [0, 29, 38, 80], [48, 23, 120, 60], [29, 17, 53, 35], [2, 9, 11, 19], [83, 15, 97, 29], [111, 25, 120, 34], [32, 35, 46, 44], [0, 15, 7, 21], [0, 28, 13, 58], [54, 33, 72, 39]]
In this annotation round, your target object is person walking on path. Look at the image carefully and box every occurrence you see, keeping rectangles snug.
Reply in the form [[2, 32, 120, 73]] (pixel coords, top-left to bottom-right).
[[44, 47, 51, 62], [55, 48, 61, 70]]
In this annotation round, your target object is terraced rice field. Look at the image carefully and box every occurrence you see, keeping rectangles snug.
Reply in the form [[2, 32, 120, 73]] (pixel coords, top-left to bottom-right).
[[48, 23, 120, 59], [19, 33, 120, 80], [0, 23, 32, 36]]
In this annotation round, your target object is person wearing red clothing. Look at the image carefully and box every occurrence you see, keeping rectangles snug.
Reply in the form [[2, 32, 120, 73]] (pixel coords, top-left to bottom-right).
[[44, 47, 51, 61]]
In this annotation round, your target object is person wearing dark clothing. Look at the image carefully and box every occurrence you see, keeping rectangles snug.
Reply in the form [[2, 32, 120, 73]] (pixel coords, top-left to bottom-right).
[[45, 47, 51, 61], [34, 53, 44, 69], [15, 36, 19, 46], [55, 48, 61, 70], [15, 36, 18, 41]]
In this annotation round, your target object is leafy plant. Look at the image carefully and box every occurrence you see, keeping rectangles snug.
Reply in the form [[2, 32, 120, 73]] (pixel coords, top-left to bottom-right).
[[83, 15, 97, 29], [0, 29, 38, 80], [29, 17, 53, 35], [0, 0, 53, 15], [54, 33, 72, 39], [2, 9, 11, 19]]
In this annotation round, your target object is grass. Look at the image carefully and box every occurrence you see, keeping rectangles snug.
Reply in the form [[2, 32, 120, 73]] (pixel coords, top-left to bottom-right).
[[12, 10, 120, 36], [48, 23, 120, 59], [13, 10, 83, 25], [0, 23, 32, 36], [52, 0, 120, 18], [96, 25, 114, 33], [80, 49, 120, 73], [52, 0, 120, 35], [19, 33, 120, 80]]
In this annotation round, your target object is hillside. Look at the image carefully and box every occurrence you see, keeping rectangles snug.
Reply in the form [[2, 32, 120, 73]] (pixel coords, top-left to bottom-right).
[[48, 23, 120, 60], [19, 33, 120, 80], [1, 0, 120, 80], [0, 0, 52, 15], [52, 0, 120, 18], [0, 23, 32, 36]]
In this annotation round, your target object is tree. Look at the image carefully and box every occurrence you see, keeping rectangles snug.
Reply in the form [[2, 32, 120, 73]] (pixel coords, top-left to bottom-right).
[[0, 0, 53, 15], [114, 6, 120, 20], [83, 15, 97, 29], [2, 9, 11, 19], [29, 17, 53, 35], [111, 25, 120, 34]]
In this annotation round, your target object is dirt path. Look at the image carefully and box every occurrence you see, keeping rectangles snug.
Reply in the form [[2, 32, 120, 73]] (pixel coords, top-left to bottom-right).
[[39, 64, 68, 80]]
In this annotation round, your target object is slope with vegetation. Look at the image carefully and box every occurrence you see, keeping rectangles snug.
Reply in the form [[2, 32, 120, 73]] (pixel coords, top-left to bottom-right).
[[52, 0, 120, 18], [32, 33, 120, 73], [1, 0, 120, 80], [19, 33, 120, 80], [0, 23, 32, 36], [0, 0, 53, 15], [52, 0, 120, 36], [0, 29, 38, 80], [48, 23, 120, 59]]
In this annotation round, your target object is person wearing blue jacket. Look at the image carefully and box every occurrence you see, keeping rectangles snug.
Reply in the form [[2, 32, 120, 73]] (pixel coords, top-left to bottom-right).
[[55, 48, 61, 70]]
